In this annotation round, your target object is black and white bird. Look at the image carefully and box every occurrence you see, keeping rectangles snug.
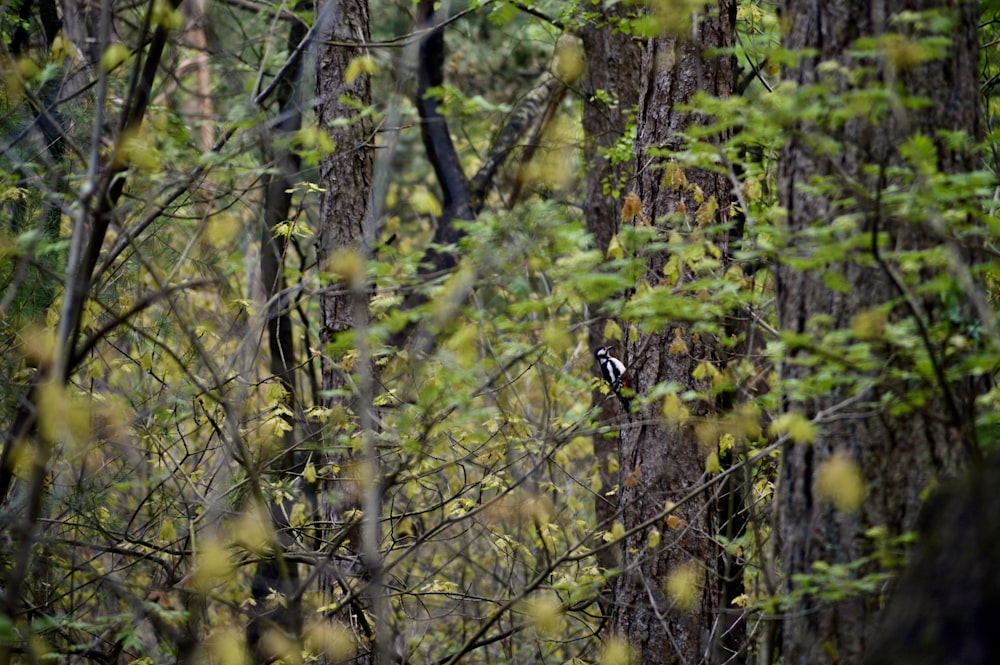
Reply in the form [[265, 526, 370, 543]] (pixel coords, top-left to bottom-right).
[[595, 345, 630, 410]]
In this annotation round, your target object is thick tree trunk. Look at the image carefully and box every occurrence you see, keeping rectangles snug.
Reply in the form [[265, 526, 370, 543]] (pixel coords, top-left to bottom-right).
[[609, 3, 736, 663], [776, 0, 981, 662], [863, 455, 1000, 665], [580, 2, 641, 583]]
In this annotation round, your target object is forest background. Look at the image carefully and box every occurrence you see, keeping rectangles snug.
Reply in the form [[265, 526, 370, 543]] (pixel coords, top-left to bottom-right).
[[1, 0, 998, 663]]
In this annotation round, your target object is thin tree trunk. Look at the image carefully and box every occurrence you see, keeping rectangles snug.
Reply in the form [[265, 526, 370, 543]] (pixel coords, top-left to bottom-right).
[[317, 0, 373, 367], [775, 0, 981, 662], [315, 0, 376, 660], [248, 5, 308, 651]]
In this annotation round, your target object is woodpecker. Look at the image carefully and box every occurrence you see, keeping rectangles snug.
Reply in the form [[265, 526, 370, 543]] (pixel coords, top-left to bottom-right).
[[595, 345, 630, 410]]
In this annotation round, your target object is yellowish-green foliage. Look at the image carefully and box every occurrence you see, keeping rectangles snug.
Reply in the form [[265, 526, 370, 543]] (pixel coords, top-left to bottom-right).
[[814, 452, 866, 513], [0, 0, 998, 663], [664, 560, 702, 612]]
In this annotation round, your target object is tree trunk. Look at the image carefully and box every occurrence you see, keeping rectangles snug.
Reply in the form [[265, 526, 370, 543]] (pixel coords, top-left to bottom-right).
[[580, 1, 641, 584], [776, 0, 981, 662], [248, 6, 307, 651], [315, 0, 375, 658], [315, 0, 373, 419], [863, 455, 1000, 665], [609, 3, 736, 663], [317, 0, 373, 365]]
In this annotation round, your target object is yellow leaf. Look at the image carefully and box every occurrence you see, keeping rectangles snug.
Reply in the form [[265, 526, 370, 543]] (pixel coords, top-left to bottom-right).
[[22, 325, 55, 368], [606, 233, 624, 260], [206, 213, 243, 251], [151, 0, 184, 30], [695, 419, 719, 450], [16, 57, 40, 81], [303, 460, 317, 484], [600, 638, 633, 665], [288, 501, 308, 528], [232, 506, 275, 556], [159, 519, 177, 543], [317, 128, 335, 153], [294, 125, 335, 155], [603, 319, 623, 341], [723, 403, 761, 441], [204, 626, 251, 665], [344, 55, 378, 84], [662, 254, 681, 285], [117, 128, 163, 173], [410, 187, 443, 217], [692, 360, 720, 382], [815, 451, 865, 513], [50, 33, 80, 65], [665, 560, 701, 612], [542, 321, 572, 355], [191, 534, 233, 591], [259, 629, 297, 664], [325, 248, 364, 282], [37, 380, 91, 447], [705, 451, 722, 474], [305, 620, 356, 662], [851, 308, 887, 341], [552, 36, 585, 84], [446, 322, 478, 367], [732, 593, 751, 608], [768, 412, 816, 445], [883, 34, 932, 72], [668, 327, 688, 354], [604, 521, 626, 542], [662, 392, 689, 426], [691, 184, 705, 204], [665, 514, 686, 530], [101, 43, 133, 71], [694, 196, 718, 226], [263, 381, 289, 404], [662, 162, 688, 191], [528, 592, 564, 637]]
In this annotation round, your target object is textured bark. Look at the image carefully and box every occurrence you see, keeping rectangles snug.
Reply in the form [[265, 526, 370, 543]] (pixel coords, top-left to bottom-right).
[[316, 0, 373, 376], [470, 70, 565, 212], [581, 9, 641, 256], [776, 1, 981, 663], [609, 3, 737, 663], [580, 2, 641, 583], [315, 0, 375, 658]]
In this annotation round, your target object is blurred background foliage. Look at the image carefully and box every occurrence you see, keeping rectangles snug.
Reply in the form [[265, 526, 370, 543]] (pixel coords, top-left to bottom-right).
[[0, 0, 996, 663]]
